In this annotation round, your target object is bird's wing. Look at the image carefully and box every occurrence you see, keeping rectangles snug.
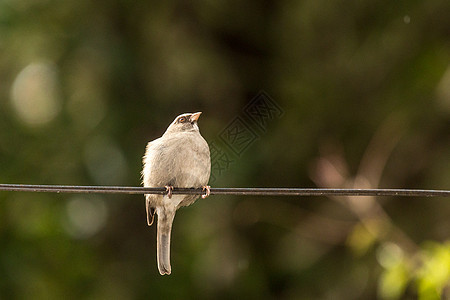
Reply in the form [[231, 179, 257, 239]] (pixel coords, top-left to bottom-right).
[[146, 195, 156, 226], [143, 139, 158, 227]]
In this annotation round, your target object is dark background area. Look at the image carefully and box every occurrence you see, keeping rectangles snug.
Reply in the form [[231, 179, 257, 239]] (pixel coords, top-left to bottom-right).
[[0, 0, 449, 299]]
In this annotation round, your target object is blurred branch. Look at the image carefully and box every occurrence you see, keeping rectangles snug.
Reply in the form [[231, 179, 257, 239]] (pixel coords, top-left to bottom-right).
[[356, 113, 408, 188], [310, 113, 419, 253]]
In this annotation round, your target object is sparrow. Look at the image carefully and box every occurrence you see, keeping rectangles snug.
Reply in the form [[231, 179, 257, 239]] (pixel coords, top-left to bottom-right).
[[142, 112, 211, 275]]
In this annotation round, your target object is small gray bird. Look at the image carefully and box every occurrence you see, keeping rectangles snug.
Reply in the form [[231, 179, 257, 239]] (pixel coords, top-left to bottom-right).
[[142, 112, 211, 275]]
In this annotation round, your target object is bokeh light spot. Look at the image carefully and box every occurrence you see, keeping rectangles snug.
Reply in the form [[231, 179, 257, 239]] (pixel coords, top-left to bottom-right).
[[10, 62, 62, 126], [64, 196, 108, 239], [84, 136, 128, 185]]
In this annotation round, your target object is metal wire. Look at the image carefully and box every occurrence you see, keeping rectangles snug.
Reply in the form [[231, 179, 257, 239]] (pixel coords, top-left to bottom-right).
[[0, 184, 449, 197]]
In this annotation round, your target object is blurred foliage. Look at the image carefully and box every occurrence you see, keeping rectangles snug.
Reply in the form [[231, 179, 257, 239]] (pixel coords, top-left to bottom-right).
[[0, 0, 450, 299]]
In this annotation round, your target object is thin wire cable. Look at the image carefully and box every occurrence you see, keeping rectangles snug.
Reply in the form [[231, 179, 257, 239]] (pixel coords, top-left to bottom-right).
[[0, 184, 449, 197]]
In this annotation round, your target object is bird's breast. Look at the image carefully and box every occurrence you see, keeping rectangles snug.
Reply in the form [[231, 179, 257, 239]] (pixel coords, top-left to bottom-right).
[[143, 132, 210, 188]]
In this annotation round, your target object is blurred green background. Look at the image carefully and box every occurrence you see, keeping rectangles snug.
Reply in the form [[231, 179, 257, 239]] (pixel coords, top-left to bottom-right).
[[1, 0, 450, 299]]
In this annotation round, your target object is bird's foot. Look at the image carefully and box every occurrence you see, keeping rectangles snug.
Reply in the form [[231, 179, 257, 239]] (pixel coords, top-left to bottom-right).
[[165, 185, 173, 199], [201, 185, 211, 199]]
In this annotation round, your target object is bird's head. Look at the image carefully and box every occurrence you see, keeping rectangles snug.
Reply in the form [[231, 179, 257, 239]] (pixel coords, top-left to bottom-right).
[[164, 112, 202, 134]]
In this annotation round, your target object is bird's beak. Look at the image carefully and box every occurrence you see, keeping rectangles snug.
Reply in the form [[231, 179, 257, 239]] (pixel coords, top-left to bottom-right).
[[190, 112, 202, 122]]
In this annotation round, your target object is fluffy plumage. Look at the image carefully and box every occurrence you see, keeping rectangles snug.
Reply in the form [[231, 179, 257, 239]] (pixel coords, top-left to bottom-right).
[[142, 112, 211, 275]]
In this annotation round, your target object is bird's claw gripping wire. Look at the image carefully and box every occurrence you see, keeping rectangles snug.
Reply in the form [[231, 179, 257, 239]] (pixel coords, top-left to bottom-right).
[[202, 185, 211, 199], [165, 185, 173, 199]]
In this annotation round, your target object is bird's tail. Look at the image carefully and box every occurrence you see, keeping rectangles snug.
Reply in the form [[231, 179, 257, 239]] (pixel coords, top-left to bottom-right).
[[156, 209, 176, 275]]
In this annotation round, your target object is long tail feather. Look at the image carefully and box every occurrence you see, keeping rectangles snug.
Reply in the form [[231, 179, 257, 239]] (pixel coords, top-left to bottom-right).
[[156, 209, 175, 275]]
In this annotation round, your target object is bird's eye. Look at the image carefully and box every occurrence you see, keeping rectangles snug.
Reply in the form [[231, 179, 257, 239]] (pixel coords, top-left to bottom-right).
[[178, 117, 186, 123]]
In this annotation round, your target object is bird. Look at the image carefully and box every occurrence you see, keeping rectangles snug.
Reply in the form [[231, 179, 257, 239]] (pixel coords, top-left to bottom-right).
[[142, 112, 211, 275]]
